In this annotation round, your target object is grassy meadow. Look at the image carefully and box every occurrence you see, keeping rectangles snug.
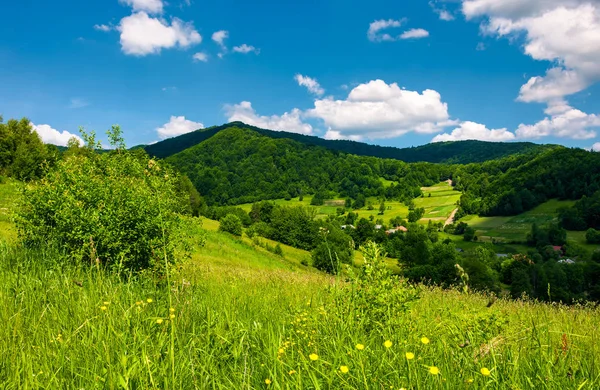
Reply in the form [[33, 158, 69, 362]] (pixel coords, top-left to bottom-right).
[[237, 181, 460, 225], [1, 181, 600, 389]]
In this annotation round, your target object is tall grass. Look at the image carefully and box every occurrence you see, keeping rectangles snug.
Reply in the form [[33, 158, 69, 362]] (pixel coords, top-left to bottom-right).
[[1, 240, 599, 389]]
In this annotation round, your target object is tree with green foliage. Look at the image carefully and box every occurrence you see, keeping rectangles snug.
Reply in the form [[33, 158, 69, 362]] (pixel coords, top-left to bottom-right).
[[378, 200, 386, 215], [16, 126, 183, 273], [0, 117, 50, 181], [311, 225, 354, 274], [219, 214, 243, 236], [586, 228, 600, 244]]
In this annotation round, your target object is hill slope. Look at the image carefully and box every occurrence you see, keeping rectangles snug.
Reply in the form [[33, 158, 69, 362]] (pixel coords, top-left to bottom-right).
[[145, 121, 558, 163]]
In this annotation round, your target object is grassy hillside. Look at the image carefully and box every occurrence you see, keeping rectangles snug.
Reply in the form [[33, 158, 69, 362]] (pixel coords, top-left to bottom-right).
[[1, 180, 599, 388], [145, 121, 558, 164], [0, 178, 18, 242]]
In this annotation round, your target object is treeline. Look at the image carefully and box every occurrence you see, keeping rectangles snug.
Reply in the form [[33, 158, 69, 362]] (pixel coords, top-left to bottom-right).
[[455, 148, 600, 218], [166, 127, 450, 206], [146, 121, 555, 164]]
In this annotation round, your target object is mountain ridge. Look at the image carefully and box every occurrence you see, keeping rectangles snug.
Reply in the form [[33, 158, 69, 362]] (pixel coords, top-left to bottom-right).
[[143, 121, 560, 164]]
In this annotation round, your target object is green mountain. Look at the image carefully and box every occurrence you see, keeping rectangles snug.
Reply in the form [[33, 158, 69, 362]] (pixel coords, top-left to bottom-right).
[[165, 126, 447, 205], [144, 121, 558, 164]]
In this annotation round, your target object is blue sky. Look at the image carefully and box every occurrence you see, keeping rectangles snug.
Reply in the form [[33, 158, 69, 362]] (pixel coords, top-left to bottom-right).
[[1, 0, 599, 150]]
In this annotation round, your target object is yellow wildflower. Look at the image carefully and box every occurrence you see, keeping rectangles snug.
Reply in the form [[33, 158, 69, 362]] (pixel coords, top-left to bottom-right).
[[278, 348, 284, 354], [103, 301, 110, 305], [356, 344, 365, 350], [340, 365, 349, 374], [169, 314, 175, 319], [156, 318, 163, 324], [466, 378, 474, 384], [288, 370, 296, 375], [265, 379, 272, 385], [169, 308, 175, 313], [405, 352, 415, 360], [384, 340, 393, 348], [429, 366, 440, 375], [146, 298, 153, 303], [480, 367, 491, 376], [100, 306, 107, 311], [421, 337, 430, 344], [135, 301, 141, 306], [309, 353, 319, 361]]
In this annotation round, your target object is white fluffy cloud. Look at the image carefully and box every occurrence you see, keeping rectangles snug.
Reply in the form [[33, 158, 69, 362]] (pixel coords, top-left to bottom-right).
[[118, 12, 201, 56], [367, 19, 404, 42], [232, 44, 259, 54], [306, 80, 453, 140], [400, 28, 430, 39], [591, 142, 600, 152], [294, 74, 325, 96], [156, 116, 204, 139], [465, 1, 600, 102], [94, 24, 112, 32], [516, 103, 600, 140], [212, 30, 228, 48], [225, 101, 313, 135], [429, 1, 455, 21], [432, 121, 516, 142], [119, 0, 163, 14], [192, 52, 208, 62], [31, 124, 83, 147]]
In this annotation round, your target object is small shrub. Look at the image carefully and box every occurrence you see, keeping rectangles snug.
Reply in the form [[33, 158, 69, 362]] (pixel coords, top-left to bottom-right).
[[219, 214, 243, 236]]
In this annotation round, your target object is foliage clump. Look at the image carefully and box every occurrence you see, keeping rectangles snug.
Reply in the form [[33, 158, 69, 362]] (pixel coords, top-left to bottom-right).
[[16, 126, 183, 272], [219, 213, 243, 236], [311, 225, 354, 274]]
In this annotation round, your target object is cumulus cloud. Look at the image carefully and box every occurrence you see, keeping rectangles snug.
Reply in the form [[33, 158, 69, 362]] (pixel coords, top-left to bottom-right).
[[400, 28, 430, 39], [31, 124, 83, 147], [515, 104, 600, 140], [432, 121, 516, 142], [225, 101, 313, 135], [367, 19, 405, 42], [156, 116, 204, 139], [464, 1, 600, 102], [118, 12, 201, 56], [306, 79, 453, 140], [212, 30, 228, 49], [429, 1, 455, 21], [94, 24, 113, 32], [294, 74, 325, 96], [119, 0, 163, 14], [591, 142, 600, 152], [232, 44, 259, 54], [193, 52, 208, 62]]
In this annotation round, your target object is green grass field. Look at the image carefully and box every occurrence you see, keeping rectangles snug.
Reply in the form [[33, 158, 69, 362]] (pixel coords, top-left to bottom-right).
[[458, 199, 598, 249], [0, 178, 18, 242], [236, 181, 460, 225], [1, 181, 600, 388]]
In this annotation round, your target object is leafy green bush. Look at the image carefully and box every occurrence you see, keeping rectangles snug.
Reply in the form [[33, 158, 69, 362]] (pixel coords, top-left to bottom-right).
[[219, 214, 242, 236], [311, 225, 353, 274], [16, 127, 183, 273]]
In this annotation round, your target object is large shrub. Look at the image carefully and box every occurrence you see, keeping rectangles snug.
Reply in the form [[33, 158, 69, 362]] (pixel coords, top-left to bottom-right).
[[219, 214, 243, 236], [16, 127, 183, 272], [311, 225, 354, 274]]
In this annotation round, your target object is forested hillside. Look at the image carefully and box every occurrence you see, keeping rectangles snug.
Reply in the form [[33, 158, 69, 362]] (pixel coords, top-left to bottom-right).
[[145, 121, 557, 163], [455, 148, 600, 217], [166, 126, 448, 205]]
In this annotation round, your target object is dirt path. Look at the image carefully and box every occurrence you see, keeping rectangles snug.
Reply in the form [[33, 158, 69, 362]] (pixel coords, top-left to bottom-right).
[[444, 208, 458, 227]]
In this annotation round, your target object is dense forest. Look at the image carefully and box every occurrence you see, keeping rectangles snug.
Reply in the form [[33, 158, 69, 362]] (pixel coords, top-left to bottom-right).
[[145, 121, 557, 163], [166, 126, 449, 205]]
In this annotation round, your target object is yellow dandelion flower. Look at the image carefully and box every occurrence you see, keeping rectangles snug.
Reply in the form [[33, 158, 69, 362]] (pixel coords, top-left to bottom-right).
[[288, 370, 296, 375], [309, 353, 319, 361], [169, 314, 175, 319], [405, 352, 415, 360], [356, 344, 365, 350], [146, 298, 153, 303], [169, 308, 175, 313], [480, 367, 491, 376], [135, 301, 141, 306], [100, 306, 107, 311], [384, 340, 393, 348], [265, 378, 272, 385], [466, 379, 474, 384], [278, 348, 284, 354], [156, 318, 163, 324], [429, 366, 440, 375], [340, 365, 349, 374], [103, 301, 110, 305], [421, 337, 430, 344]]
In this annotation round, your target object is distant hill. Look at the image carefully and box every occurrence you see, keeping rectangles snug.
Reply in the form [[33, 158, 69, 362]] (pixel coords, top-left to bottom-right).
[[143, 121, 558, 164]]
